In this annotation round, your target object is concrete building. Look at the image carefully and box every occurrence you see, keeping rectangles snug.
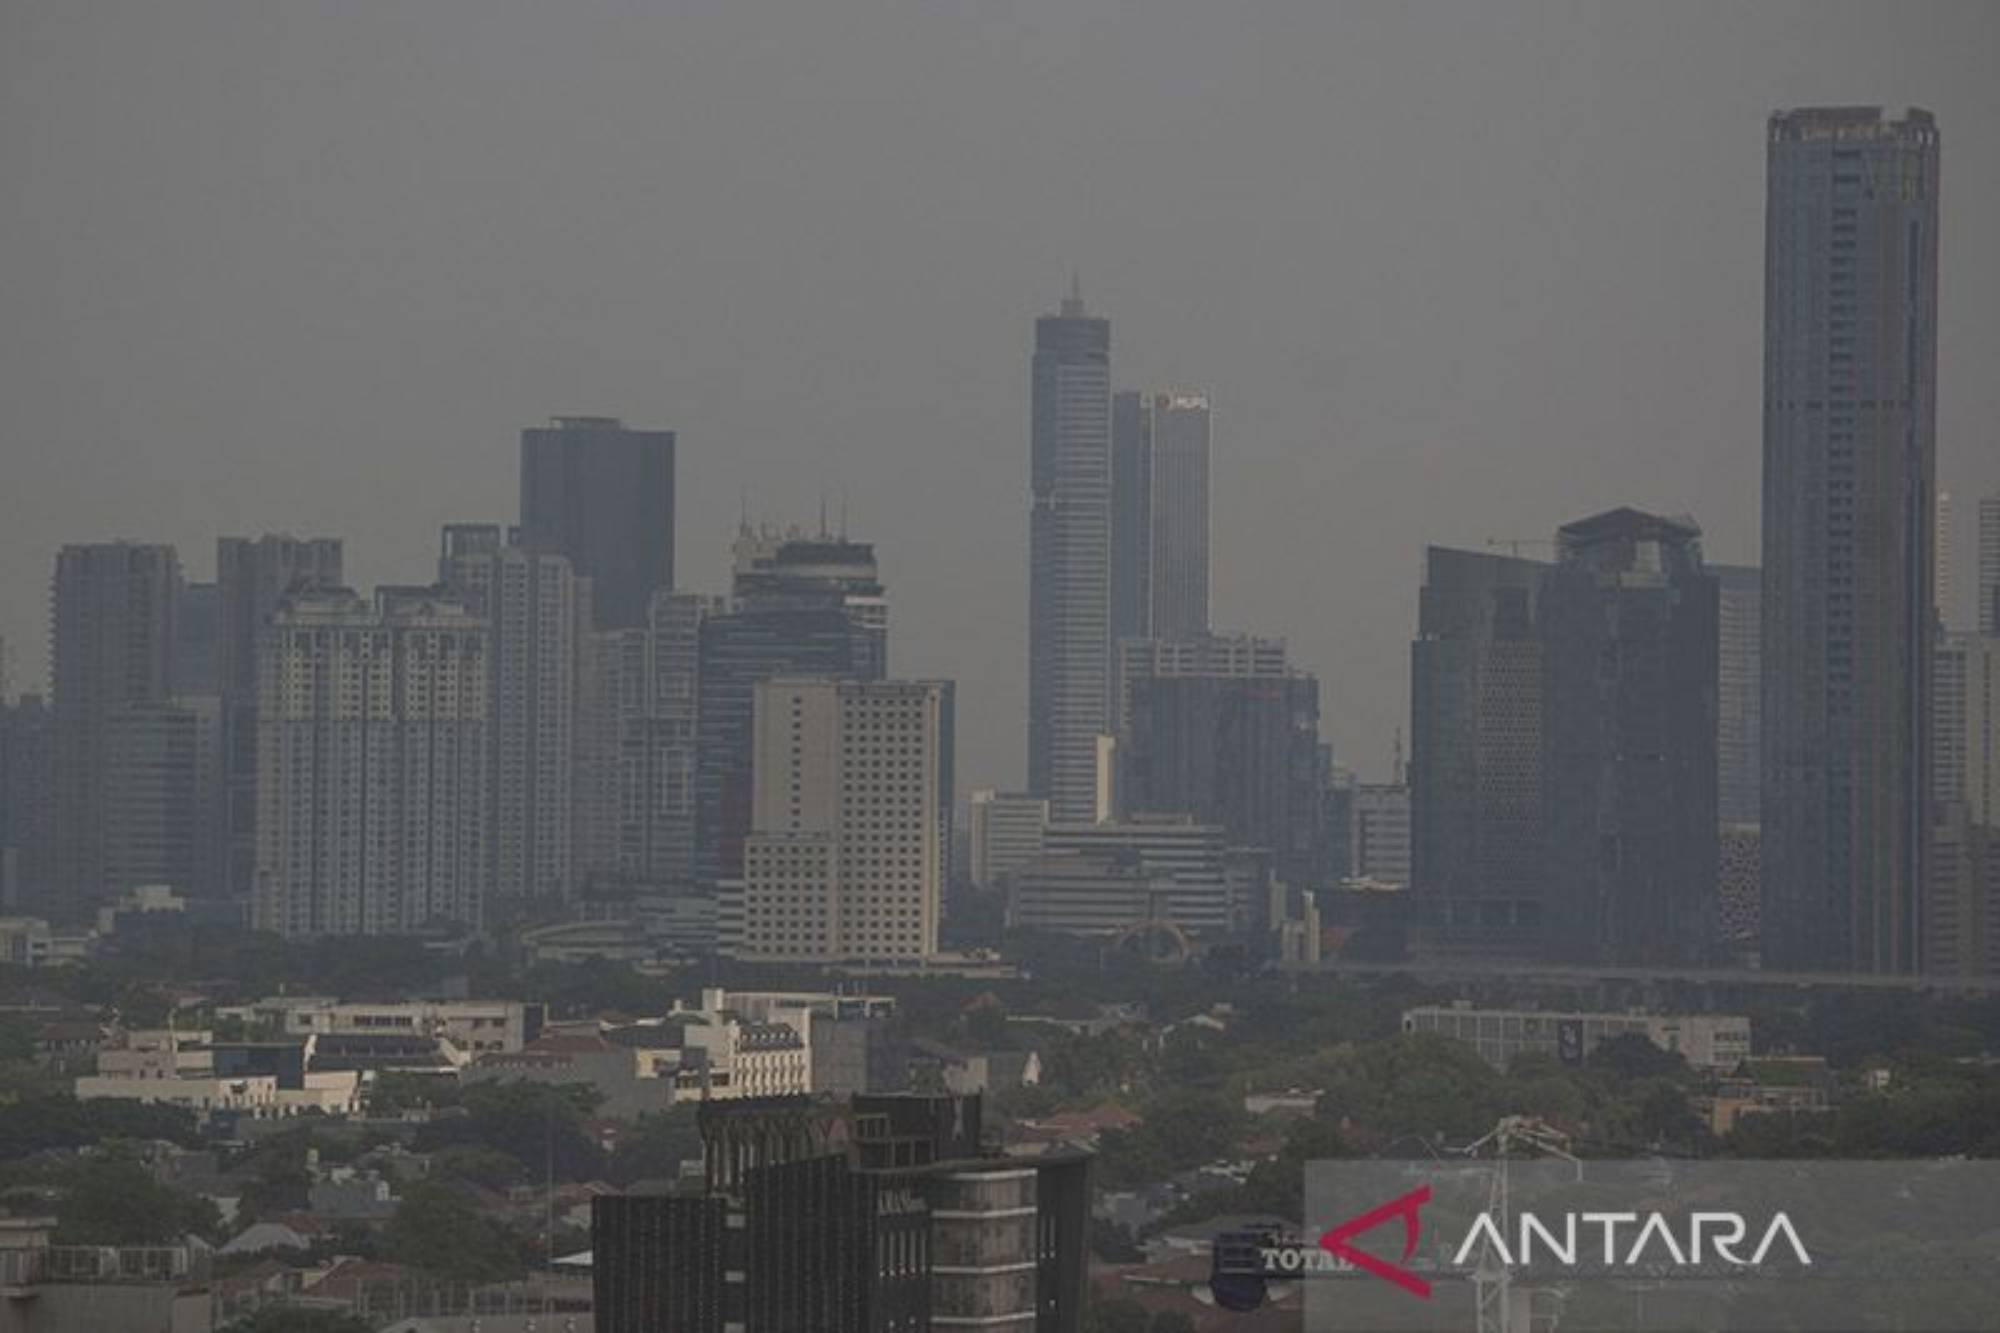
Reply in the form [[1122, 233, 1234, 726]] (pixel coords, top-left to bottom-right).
[[216, 535, 344, 901], [518, 416, 675, 630], [1, 696, 56, 912], [591, 1093, 1089, 1333], [1715, 564, 1763, 827], [697, 528, 888, 886], [1408, 546, 1546, 956], [251, 587, 490, 936], [1010, 817, 1232, 938], [1929, 633, 2000, 977], [49, 543, 180, 916], [1028, 283, 1113, 824], [737, 678, 952, 962], [1762, 107, 1939, 973], [1540, 509, 1719, 966], [1351, 783, 1411, 888], [968, 790, 1048, 889], [439, 524, 591, 904], [1110, 390, 1211, 644], [1402, 1004, 1752, 1072], [692, 988, 901, 1097], [220, 997, 543, 1056]]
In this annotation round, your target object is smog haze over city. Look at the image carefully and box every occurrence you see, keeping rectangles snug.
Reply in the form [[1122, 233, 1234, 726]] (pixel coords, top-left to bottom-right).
[[6, 1, 1997, 786]]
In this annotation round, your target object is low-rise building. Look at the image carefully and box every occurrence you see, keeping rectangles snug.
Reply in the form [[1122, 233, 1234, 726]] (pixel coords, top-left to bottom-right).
[[1401, 1004, 1752, 1071], [217, 997, 543, 1056]]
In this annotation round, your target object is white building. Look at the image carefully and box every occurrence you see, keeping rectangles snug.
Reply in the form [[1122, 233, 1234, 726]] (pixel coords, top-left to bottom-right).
[[438, 525, 589, 904], [968, 790, 1048, 889], [737, 678, 951, 963], [1351, 784, 1411, 888], [1402, 1004, 1752, 1071], [219, 997, 540, 1056], [252, 586, 490, 936]]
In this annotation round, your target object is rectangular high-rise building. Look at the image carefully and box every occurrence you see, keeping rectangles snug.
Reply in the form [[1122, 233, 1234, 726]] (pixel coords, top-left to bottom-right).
[[252, 587, 490, 936], [1028, 286, 1112, 822], [586, 589, 717, 898], [520, 416, 676, 630], [439, 524, 591, 904], [217, 535, 344, 901], [737, 678, 951, 962], [50, 543, 181, 915], [967, 789, 1048, 890], [1715, 564, 1763, 826], [1979, 489, 2000, 637], [1540, 509, 1719, 967], [1352, 783, 1411, 888], [1109, 391, 1212, 645], [1762, 107, 1939, 973], [102, 698, 222, 898], [1408, 546, 1546, 956], [1117, 635, 1324, 894]]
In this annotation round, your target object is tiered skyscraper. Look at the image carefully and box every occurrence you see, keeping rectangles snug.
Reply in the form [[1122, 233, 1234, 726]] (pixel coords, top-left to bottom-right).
[[1761, 107, 1939, 973], [519, 416, 675, 630], [1028, 284, 1112, 822]]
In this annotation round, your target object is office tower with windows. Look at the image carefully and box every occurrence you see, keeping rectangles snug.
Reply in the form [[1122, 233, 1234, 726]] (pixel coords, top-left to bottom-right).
[[252, 587, 490, 936], [519, 416, 676, 630], [1408, 546, 1547, 955], [1540, 509, 1719, 966], [736, 678, 951, 963], [1352, 783, 1412, 887], [0, 696, 54, 912], [102, 698, 222, 899], [217, 535, 344, 900], [968, 790, 1049, 889], [50, 543, 181, 915], [1929, 633, 2000, 976], [1117, 634, 1324, 894], [438, 524, 591, 904], [1762, 107, 1939, 973], [1028, 285, 1112, 822]]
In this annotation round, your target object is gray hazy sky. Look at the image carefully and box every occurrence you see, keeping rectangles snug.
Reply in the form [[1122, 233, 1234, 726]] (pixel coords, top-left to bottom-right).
[[4, 1, 1997, 788]]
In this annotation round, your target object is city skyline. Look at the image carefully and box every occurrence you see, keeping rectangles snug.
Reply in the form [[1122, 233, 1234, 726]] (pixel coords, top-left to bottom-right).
[[6, 6, 1998, 795]]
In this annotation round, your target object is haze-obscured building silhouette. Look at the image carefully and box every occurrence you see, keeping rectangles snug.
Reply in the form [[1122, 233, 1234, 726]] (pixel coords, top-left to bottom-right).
[[1110, 390, 1211, 643], [1540, 508, 1718, 966], [1028, 285, 1113, 823], [519, 416, 675, 630], [1761, 107, 1938, 973]]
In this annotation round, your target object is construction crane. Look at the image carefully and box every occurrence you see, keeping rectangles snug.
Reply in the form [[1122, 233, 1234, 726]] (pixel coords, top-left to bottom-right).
[[1453, 1116, 1581, 1333]]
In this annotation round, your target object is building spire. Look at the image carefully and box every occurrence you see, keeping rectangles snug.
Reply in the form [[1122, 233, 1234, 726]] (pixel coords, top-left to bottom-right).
[[1061, 270, 1085, 317]]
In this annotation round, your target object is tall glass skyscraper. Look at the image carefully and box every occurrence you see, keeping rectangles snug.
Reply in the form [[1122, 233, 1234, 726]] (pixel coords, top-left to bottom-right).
[[1028, 284, 1112, 822], [1761, 106, 1939, 973], [520, 416, 675, 631], [1109, 391, 1212, 644]]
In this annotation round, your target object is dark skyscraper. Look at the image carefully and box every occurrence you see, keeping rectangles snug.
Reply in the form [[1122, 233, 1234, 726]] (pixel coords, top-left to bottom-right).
[[1761, 107, 1939, 973], [1540, 509, 1719, 966], [1109, 391, 1212, 645], [49, 543, 180, 915], [1028, 285, 1112, 822], [217, 535, 344, 901], [1408, 546, 1546, 956], [520, 416, 676, 630]]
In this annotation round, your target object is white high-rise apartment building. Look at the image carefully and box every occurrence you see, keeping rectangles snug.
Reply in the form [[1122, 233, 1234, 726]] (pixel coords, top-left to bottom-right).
[[439, 525, 588, 902], [738, 677, 951, 962], [253, 587, 490, 936]]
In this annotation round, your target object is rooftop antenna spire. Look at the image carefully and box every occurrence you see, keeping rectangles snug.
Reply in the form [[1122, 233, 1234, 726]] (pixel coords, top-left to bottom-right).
[[739, 487, 751, 536], [1061, 270, 1085, 317], [1392, 727, 1406, 787], [818, 488, 829, 539], [840, 487, 849, 540]]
